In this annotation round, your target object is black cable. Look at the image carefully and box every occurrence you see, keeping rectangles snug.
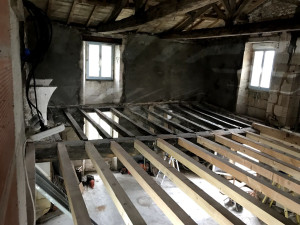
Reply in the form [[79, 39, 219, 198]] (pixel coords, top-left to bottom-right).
[[22, 0, 52, 130]]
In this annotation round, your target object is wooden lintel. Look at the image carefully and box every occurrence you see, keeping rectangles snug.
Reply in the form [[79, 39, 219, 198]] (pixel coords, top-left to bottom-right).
[[63, 109, 88, 141], [85, 142, 146, 225], [161, 18, 300, 39], [57, 143, 91, 225], [97, 0, 219, 33], [197, 136, 300, 195], [94, 108, 135, 137], [134, 140, 245, 225], [156, 138, 292, 225], [110, 141, 197, 225]]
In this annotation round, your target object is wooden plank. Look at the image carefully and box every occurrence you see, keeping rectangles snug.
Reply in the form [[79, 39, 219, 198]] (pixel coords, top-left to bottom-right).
[[126, 108, 174, 134], [246, 131, 300, 157], [97, 0, 219, 33], [85, 142, 146, 225], [67, 0, 77, 24], [214, 135, 300, 180], [63, 109, 88, 141], [156, 138, 292, 225], [192, 104, 250, 127], [86, 5, 97, 27], [111, 108, 155, 135], [178, 138, 300, 215], [197, 136, 300, 195], [94, 108, 135, 137], [154, 105, 211, 131], [34, 128, 254, 162], [134, 140, 245, 225], [161, 17, 300, 39], [79, 108, 111, 138], [134, 0, 147, 14], [252, 123, 300, 146], [212, 3, 227, 20], [171, 105, 225, 129], [142, 107, 194, 133], [232, 0, 252, 17], [110, 141, 197, 225], [57, 143, 91, 225], [181, 105, 239, 128], [232, 133, 300, 167], [220, 0, 231, 15], [104, 0, 128, 23], [25, 143, 35, 225]]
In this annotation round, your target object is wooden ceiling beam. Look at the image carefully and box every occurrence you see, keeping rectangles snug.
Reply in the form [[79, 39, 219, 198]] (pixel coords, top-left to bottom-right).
[[97, 0, 219, 33], [86, 5, 97, 27], [67, 0, 77, 25], [212, 3, 227, 20], [104, 0, 129, 23], [134, 0, 148, 14], [161, 17, 300, 39], [170, 4, 214, 32]]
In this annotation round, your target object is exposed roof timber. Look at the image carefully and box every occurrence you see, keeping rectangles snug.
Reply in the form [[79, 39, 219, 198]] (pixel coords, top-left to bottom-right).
[[97, 0, 219, 33], [161, 18, 300, 39], [220, 0, 232, 15], [212, 3, 227, 20], [234, 0, 268, 18], [67, 0, 77, 24], [79, 0, 134, 8], [86, 5, 97, 27], [134, 0, 148, 14], [170, 4, 214, 32], [103, 0, 129, 23]]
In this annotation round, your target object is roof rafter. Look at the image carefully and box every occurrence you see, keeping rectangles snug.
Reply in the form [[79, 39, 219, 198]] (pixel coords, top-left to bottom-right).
[[97, 0, 219, 33], [161, 17, 300, 39]]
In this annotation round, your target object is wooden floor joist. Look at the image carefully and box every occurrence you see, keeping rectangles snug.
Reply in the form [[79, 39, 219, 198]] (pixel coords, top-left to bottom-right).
[[57, 143, 91, 225], [79, 108, 111, 138], [172, 105, 225, 130], [126, 108, 174, 134], [246, 131, 300, 157], [192, 104, 250, 127], [142, 107, 194, 133], [110, 141, 197, 225], [94, 108, 135, 137], [197, 136, 300, 195], [181, 104, 239, 128], [215, 135, 300, 180], [253, 123, 300, 146], [85, 142, 146, 225], [134, 140, 245, 225], [178, 138, 300, 215], [232, 133, 300, 167], [154, 105, 211, 131], [63, 109, 88, 141], [156, 138, 292, 225], [110, 108, 155, 135]]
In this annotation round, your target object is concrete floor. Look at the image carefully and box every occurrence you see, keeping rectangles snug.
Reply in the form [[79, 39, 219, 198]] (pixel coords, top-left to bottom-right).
[[42, 171, 263, 225]]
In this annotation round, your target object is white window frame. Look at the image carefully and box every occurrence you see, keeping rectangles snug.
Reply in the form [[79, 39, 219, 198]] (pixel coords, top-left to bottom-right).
[[85, 41, 115, 81], [249, 44, 276, 90]]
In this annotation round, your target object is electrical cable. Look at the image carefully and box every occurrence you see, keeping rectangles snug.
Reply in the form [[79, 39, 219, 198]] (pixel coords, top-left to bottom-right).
[[22, 0, 52, 130]]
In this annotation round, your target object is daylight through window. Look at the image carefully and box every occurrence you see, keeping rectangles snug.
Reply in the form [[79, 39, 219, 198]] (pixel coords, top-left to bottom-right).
[[250, 50, 275, 89]]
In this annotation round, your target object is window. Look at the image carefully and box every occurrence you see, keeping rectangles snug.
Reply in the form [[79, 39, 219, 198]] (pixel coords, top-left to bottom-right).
[[250, 50, 275, 89], [85, 41, 115, 80]]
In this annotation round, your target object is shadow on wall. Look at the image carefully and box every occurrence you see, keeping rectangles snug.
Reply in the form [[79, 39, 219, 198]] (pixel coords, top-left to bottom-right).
[[123, 35, 245, 111]]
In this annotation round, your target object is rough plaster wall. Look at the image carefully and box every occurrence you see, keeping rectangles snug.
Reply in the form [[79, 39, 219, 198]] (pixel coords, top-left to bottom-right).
[[35, 23, 82, 105], [123, 35, 245, 111]]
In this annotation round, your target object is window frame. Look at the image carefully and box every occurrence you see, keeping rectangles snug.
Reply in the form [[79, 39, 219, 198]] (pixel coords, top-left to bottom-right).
[[249, 47, 276, 91], [85, 41, 115, 81]]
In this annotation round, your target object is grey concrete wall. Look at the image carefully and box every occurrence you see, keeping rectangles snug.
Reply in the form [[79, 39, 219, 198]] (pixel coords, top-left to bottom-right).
[[35, 23, 82, 105], [123, 35, 245, 111]]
